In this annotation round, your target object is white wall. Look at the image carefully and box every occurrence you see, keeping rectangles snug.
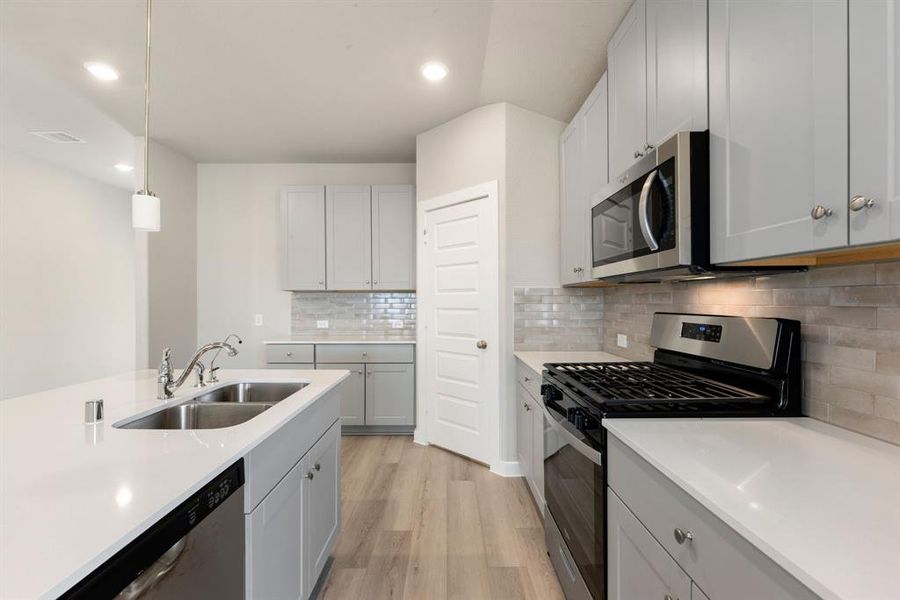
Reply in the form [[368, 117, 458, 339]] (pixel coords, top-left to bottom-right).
[[415, 102, 564, 469], [136, 139, 198, 367], [0, 149, 137, 398], [196, 163, 416, 368]]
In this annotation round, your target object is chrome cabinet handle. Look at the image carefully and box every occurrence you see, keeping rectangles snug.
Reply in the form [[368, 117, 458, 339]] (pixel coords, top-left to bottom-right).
[[849, 195, 876, 211], [634, 149, 645, 159], [314, 462, 321, 471], [476, 340, 488, 350], [673, 528, 693, 544], [811, 205, 833, 220], [644, 143, 655, 152], [307, 471, 315, 480], [638, 169, 660, 251]]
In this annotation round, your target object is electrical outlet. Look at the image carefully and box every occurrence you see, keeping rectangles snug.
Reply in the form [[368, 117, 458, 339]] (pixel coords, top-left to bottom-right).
[[391, 320, 403, 329], [617, 333, 628, 348], [254, 314, 263, 326], [316, 320, 329, 329]]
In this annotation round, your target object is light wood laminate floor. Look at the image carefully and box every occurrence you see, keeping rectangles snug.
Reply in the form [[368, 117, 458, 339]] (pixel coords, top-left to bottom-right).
[[319, 435, 565, 600]]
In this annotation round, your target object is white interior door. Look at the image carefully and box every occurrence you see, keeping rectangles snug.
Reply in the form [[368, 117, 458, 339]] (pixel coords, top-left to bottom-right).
[[418, 182, 499, 466]]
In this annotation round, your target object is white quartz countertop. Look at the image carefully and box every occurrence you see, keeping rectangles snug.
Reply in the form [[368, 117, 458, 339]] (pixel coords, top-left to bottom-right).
[[514, 350, 628, 374], [264, 334, 416, 344], [0, 368, 348, 599], [604, 418, 900, 600]]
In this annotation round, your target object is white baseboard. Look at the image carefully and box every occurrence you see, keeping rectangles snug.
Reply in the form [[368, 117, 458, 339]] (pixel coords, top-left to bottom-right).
[[490, 459, 524, 477], [412, 429, 429, 447]]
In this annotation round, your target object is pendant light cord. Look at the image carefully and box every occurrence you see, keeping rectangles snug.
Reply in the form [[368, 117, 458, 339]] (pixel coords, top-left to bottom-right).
[[142, 0, 152, 193]]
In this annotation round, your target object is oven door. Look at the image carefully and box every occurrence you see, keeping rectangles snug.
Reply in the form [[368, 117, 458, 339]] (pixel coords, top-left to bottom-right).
[[591, 156, 677, 279], [542, 386, 605, 599]]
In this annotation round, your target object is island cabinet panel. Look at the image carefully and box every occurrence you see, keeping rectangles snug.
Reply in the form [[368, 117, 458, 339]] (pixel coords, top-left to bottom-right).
[[281, 185, 326, 290], [302, 420, 341, 597], [246, 459, 304, 600], [709, 0, 848, 262]]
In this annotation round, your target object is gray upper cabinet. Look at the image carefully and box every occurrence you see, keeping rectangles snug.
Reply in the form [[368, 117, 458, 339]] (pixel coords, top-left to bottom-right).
[[560, 74, 608, 286], [281, 186, 326, 290], [646, 0, 707, 146], [608, 0, 648, 180], [326, 185, 373, 290], [365, 363, 415, 426], [849, 0, 900, 246], [709, 0, 848, 263], [372, 185, 415, 290]]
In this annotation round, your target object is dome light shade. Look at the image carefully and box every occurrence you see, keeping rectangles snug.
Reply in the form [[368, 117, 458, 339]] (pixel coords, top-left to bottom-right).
[[132, 192, 160, 231]]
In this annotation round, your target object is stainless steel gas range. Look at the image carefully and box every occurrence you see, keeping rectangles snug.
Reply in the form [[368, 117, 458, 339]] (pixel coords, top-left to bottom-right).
[[540, 312, 802, 599]]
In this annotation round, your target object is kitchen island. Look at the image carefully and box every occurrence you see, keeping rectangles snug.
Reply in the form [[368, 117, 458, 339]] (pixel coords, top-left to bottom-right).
[[0, 368, 347, 599]]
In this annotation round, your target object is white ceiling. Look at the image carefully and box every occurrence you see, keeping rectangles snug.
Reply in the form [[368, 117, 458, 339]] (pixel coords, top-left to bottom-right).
[[1, 0, 630, 164]]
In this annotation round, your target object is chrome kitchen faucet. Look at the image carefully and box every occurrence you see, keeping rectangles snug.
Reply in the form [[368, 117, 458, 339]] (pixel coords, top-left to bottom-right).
[[157, 341, 240, 400]]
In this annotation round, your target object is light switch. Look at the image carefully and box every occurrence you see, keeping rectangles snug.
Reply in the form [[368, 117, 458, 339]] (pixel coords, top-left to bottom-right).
[[254, 314, 263, 326], [317, 320, 329, 329], [617, 333, 628, 348]]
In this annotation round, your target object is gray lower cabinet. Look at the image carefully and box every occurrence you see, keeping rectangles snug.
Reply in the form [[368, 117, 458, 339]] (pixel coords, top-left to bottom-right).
[[316, 363, 366, 426], [366, 363, 415, 426], [302, 420, 341, 594]]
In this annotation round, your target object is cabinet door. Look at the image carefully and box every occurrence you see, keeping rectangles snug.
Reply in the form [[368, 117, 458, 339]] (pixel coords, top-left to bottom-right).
[[326, 185, 372, 290], [849, 0, 900, 245], [246, 458, 304, 600], [608, 0, 648, 179], [372, 185, 415, 290], [560, 122, 587, 285], [582, 74, 609, 209], [709, 0, 848, 263], [692, 582, 711, 600], [315, 363, 365, 426], [303, 420, 341, 597], [608, 490, 692, 600], [365, 363, 414, 426], [646, 0, 707, 146], [530, 393, 545, 513], [281, 185, 326, 290], [516, 384, 534, 485]]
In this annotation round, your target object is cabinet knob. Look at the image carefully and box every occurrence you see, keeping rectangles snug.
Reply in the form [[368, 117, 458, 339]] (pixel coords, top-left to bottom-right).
[[664, 595, 675, 600], [314, 462, 321, 471], [367, 371, 373, 376], [286, 352, 292, 357], [849, 195, 876, 211], [525, 403, 532, 412], [673, 528, 693, 544], [634, 150, 645, 159], [306, 471, 315, 480], [524, 376, 531, 382], [644, 143, 655, 152], [356, 370, 363, 375], [318, 280, 324, 286], [476, 340, 488, 350], [810, 205, 833, 220]]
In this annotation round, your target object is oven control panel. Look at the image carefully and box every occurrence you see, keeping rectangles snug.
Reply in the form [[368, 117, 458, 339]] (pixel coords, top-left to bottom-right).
[[681, 322, 722, 343]]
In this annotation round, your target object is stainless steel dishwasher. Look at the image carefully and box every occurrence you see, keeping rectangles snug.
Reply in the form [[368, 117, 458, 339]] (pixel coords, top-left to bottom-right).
[[62, 460, 245, 599]]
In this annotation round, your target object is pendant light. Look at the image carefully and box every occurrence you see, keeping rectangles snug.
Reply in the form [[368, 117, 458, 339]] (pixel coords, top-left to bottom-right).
[[132, 0, 160, 231]]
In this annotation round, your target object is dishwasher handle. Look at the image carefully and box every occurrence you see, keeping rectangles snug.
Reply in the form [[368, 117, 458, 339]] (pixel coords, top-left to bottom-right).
[[115, 537, 187, 600]]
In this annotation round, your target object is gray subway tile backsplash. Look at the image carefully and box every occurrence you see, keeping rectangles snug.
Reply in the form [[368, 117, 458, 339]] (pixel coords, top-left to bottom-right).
[[291, 291, 416, 337], [514, 287, 605, 351]]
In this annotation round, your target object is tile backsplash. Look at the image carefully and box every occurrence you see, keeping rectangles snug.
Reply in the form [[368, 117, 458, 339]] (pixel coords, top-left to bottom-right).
[[291, 292, 416, 337], [514, 287, 605, 350], [599, 260, 900, 446]]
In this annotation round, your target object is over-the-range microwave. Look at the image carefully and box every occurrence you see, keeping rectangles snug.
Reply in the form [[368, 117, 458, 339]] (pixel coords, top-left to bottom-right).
[[590, 131, 802, 283]]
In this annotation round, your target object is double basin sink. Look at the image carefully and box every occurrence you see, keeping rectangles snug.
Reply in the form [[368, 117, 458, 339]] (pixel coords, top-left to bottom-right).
[[115, 382, 307, 430]]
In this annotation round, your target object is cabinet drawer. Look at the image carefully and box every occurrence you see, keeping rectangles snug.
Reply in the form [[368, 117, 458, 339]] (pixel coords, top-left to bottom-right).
[[516, 360, 542, 399], [265, 344, 314, 364], [315, 344, 413, 364], [607, 436, 818, 600]]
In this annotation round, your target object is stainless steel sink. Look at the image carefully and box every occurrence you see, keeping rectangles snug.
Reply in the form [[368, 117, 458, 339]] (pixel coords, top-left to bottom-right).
[[116, 402, 273, 430], [191, 382, 307, 405]]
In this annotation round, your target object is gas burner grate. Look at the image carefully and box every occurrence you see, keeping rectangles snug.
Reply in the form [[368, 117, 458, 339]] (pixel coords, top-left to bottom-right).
[[546, 362, 768, 407]]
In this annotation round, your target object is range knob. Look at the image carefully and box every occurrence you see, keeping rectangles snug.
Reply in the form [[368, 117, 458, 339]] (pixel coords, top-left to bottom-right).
[[541, 384, 562, 402]]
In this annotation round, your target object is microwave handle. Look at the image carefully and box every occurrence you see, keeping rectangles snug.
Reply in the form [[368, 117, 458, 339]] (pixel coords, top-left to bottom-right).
[[638, 169, 660, 251]]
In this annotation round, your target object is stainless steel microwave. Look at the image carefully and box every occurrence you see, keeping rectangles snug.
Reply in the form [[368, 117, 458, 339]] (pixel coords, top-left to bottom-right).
[[591, 131, 709, 282]]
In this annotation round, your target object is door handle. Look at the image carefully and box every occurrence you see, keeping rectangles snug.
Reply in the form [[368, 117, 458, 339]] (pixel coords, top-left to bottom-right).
[[476, 340, 487, 350], [638, 169, 660, 251]]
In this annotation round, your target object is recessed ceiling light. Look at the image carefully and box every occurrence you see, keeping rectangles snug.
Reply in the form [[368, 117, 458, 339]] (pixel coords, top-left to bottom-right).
[[420, 61, 448, 82], [84, 62, 119, 81], [114, 163, 134, 172]]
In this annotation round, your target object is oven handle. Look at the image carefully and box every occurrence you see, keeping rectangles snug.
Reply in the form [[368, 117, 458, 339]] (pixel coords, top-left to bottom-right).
[[638, 168, 659, 251], [542, 404, 603, 466]]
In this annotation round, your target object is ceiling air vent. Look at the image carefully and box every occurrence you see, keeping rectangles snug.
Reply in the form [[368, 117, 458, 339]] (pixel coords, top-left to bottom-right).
[[29, 130, 86, 144]]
